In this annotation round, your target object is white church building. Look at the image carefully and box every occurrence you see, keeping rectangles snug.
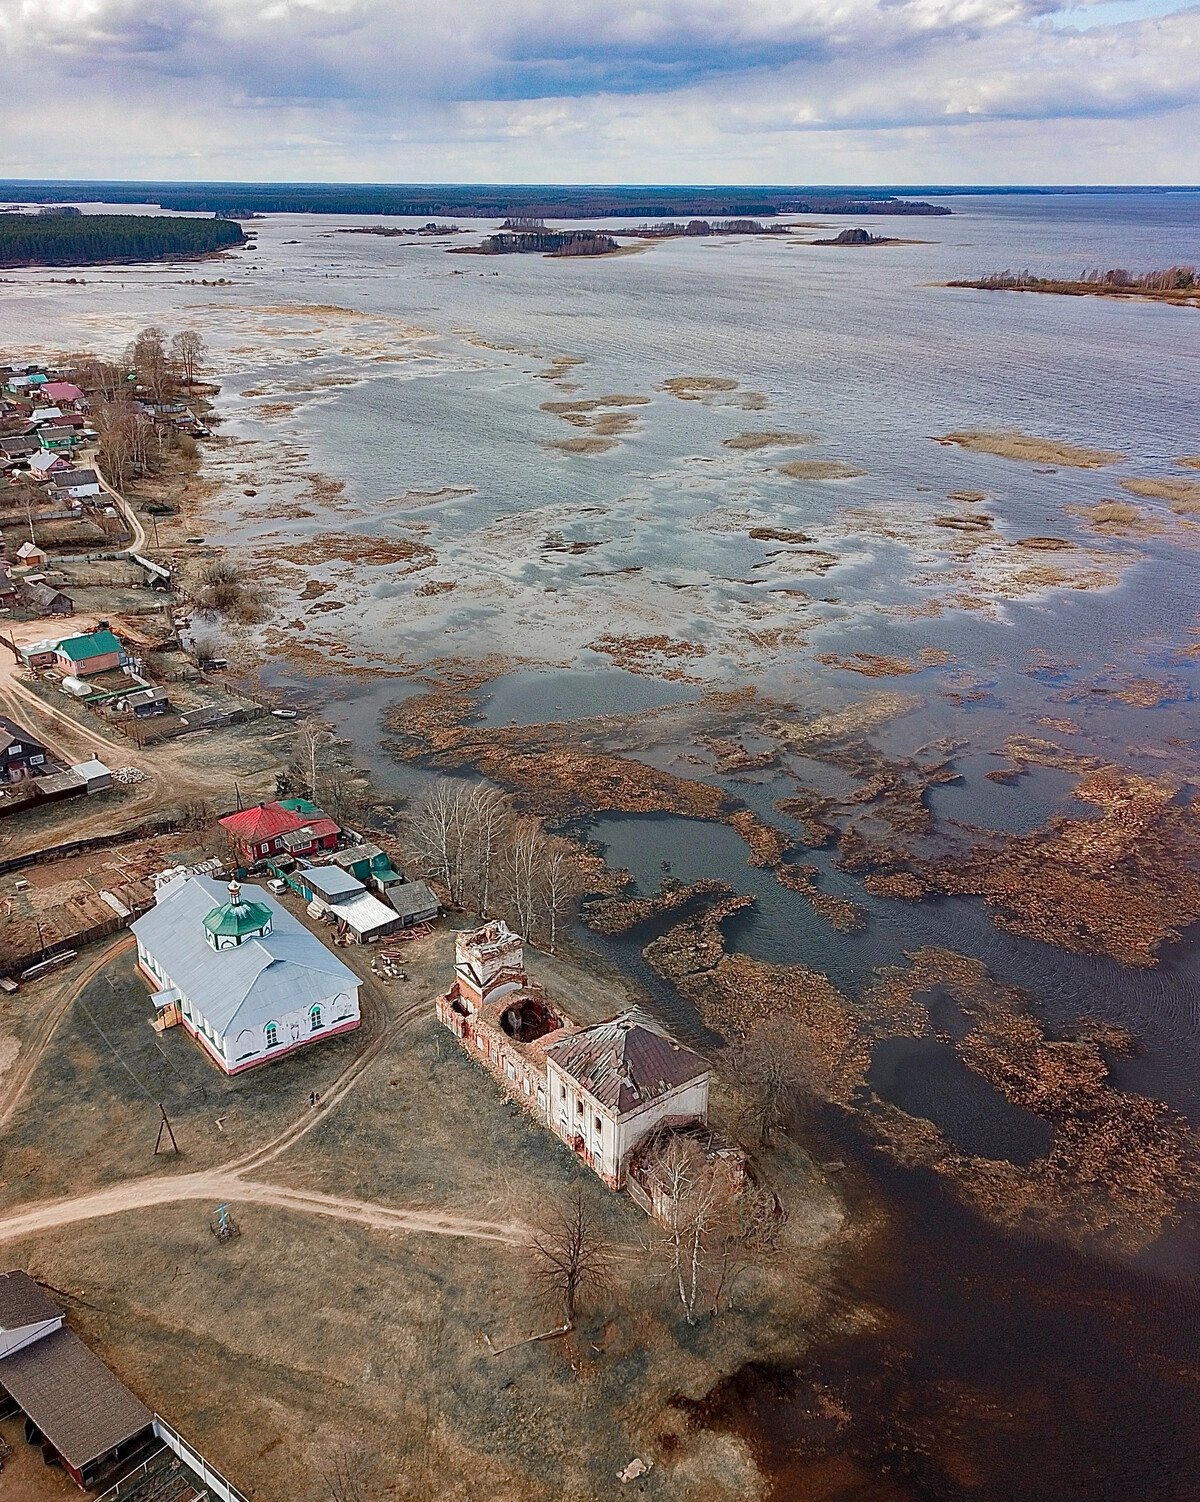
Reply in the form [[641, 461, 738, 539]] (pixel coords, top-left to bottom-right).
[[131, 875, 361, 1074]]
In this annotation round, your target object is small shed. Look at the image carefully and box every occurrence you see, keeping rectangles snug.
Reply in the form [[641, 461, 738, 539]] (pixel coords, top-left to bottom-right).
[[297, 863, 365, 910], [331, 888, 404, 942], [330, 841, 402, 889], [15, 541, 49, 567], [20, 581, 74, 616], [388, 879, 441, 928], [33, 769, 88, 803], [70, 758, 113, 793], [126, 686, 168, 718]]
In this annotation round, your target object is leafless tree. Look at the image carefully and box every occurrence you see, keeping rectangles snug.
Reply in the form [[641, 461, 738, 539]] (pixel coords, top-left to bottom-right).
[[710, 1182, 785, 1319], [297, 722, 335, 804], [728, 1014, 827, 1145], [506, 816, 543, 938], [127, 325, 170, 400], [541, 839, 580, 954], [170, 329, 207, 386], [529, 1186, 611, 1326], [646, 1135, 734, 1326], [409, 779, 469, 904], [66, 353, 121, 402], [322, 1447, 369, 1502], [465, 783, 509, 917]]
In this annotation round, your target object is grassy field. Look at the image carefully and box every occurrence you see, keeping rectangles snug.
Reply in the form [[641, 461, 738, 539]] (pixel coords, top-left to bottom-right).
[[0, 916, 848, 1501]]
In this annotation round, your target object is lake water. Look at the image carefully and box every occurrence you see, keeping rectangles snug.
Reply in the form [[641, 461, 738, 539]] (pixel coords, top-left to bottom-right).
[[5, 189, 1200, 1497]]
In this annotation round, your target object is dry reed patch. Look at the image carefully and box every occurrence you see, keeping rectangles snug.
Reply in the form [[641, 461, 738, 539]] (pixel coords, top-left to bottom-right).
[[749, 526, 813, 544], [661, 375, 738, 398], [775, 862, 863, 931], [778, 460, 866, 480], [1068, 499, 1153, 535], [589, 633, 708, 679], [540, 396, 649, 415], [723, 431, 818, 451], [936, 429, 1126, 468], [1121, 477, 1200, 513], [947, 489, 988, 503], [540, 393, 649, 453], [1013, 536, 1075, 551], [814, 649, 948, 678], [264, 531, 437, 568], [1176, 456, 1200, 471], [933, 514, 993, 533]]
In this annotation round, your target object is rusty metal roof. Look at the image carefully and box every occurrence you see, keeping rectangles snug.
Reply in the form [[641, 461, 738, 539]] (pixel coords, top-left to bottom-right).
[[545, 1012, 708, 1116], [0, 1325, 153, 1469]]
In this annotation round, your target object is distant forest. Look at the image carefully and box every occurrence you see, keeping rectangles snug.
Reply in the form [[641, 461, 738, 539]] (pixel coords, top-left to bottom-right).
[[0, 213, 245, 267], [0, 182, 952, 219]]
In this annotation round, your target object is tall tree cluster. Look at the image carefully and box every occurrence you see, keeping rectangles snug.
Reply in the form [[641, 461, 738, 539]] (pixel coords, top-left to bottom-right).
[[408, 779, 584, 951]]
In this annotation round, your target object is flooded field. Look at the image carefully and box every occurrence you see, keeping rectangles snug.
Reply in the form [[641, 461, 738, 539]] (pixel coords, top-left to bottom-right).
[[5, 188, 1200, 1496]]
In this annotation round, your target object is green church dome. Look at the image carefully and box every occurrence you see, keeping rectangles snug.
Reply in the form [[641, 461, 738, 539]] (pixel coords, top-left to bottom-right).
[[203, 881, 273, 944]]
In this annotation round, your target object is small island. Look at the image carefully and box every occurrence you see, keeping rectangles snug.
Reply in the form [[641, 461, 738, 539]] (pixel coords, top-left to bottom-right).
[[471, 224, 621, 257], [813, 227, 903, 246], [948, 266, 1200, 307], [0, 212, 245, 267]]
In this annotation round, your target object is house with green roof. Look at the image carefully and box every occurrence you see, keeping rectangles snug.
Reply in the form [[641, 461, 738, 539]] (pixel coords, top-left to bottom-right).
[[52, 629, 123, 677]]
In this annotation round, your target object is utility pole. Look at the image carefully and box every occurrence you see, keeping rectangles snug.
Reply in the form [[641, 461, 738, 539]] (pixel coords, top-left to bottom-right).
[[154, 1103, 179, 1156]]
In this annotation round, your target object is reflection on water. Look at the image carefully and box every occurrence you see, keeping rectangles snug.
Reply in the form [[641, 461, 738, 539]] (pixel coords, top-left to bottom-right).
[[475, 665, 696, 725], [867, 1035, 1053, 1166]]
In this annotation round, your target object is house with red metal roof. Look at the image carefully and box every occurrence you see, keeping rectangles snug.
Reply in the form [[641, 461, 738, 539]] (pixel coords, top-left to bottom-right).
[[218, 799, 340, 864]]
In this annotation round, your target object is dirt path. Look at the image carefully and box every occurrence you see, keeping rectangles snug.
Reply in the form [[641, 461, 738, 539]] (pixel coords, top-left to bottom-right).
[[0, 1173, 526, 1247], [0, 933, 136, 1132], [0, 945, 519, 1252]]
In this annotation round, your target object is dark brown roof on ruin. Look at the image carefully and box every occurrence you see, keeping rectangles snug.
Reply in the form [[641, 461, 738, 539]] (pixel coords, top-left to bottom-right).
[[0, 1325, 153, 1469], [0, 1269, 60, 1330], [545, 1012, 708, 1116]]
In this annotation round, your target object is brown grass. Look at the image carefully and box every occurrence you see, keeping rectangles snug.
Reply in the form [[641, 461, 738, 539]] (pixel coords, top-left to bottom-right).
[[936, 429, 1126, 468], [661, 375, 738, 398], [1013, 536, 1076, 551], [540, 396, 649, 414], [1121, 477, 1200, 513], [1176, 456, 1200, 471], [778, 460, 866, 480], [723, 431, 817, 451]]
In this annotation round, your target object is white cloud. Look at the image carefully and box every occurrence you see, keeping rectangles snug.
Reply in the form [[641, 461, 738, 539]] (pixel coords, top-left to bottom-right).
[[0, 0, 1196, 179]]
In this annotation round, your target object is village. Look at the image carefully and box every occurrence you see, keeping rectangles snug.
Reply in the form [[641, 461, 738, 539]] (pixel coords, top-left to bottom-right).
[[0, 347, 825, 1501]]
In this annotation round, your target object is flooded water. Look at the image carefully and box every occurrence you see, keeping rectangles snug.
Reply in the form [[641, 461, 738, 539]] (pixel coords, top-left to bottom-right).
[[6, 188, 1200, 1497]]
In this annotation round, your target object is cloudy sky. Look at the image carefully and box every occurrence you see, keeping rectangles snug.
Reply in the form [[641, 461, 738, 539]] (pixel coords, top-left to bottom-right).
[[0, 0, 1197, 182]]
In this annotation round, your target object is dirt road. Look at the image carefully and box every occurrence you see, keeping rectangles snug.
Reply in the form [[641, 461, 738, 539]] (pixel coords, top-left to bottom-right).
[[0, 1173, 526, 1247]]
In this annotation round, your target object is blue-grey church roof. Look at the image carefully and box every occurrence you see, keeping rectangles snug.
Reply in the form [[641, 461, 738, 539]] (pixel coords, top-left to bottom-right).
[[131, 876, 359, 1035]]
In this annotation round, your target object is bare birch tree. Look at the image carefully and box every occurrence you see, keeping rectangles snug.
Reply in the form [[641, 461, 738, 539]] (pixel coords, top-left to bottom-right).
[[170, 329, 207, 386], [506, 816, 543, 938], [541, 839, 579, 954], [648, 1135, 734, 1326], [409, 780, 469, 904]]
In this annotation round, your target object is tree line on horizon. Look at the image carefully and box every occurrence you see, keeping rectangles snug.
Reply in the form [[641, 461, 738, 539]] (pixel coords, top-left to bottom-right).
[[0, 213, 244, 267]]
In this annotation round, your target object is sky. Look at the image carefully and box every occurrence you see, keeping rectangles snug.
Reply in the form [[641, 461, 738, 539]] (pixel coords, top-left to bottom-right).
[[0, 0, 1197, 184]]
